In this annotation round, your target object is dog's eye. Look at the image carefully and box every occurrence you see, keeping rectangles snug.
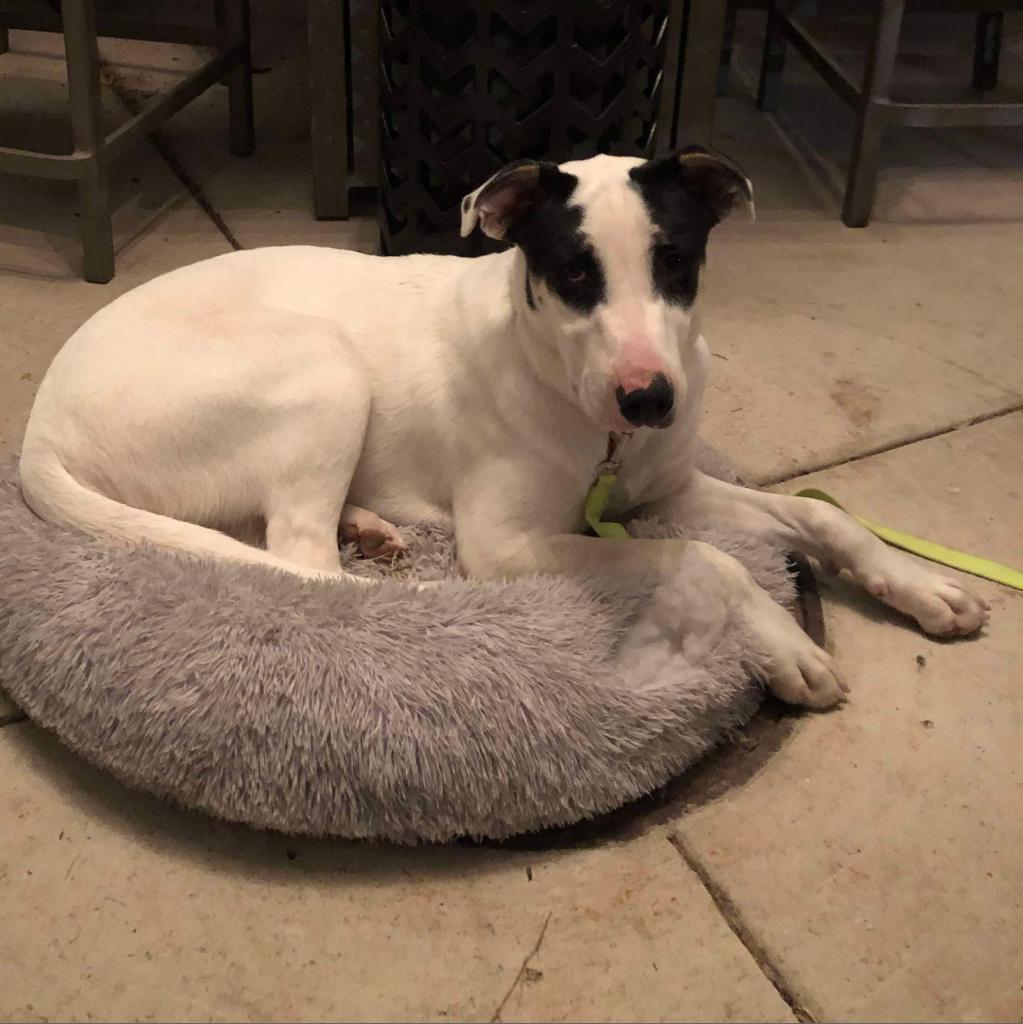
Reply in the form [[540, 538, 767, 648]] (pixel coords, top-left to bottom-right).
[[563, 262, 589, 284], [658, 246, 688, 269]]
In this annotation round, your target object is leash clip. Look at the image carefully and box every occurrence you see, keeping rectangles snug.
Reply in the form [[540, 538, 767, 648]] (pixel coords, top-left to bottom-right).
[[596, 430, 631, 479]]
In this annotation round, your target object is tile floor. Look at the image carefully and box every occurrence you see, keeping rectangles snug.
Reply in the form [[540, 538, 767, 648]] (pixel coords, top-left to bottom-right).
[[0, 8, 1020, 1022]]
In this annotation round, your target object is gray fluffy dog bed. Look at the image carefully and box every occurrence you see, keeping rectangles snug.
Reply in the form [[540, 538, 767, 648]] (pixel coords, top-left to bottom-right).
[[0, 450, 796, 843]]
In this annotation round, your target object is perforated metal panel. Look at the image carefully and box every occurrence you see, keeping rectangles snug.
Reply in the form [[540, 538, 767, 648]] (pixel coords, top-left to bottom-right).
[[378, 0, 678, 255]]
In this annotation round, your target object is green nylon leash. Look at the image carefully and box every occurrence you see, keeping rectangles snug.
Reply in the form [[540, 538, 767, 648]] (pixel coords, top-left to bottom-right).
[[585, 432, 632, 540], [795, 488, 1023, 592], [583, 465, 1022, 591], [585, 471, 629, 539]]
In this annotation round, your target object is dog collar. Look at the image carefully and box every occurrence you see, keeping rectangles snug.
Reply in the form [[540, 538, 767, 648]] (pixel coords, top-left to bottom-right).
[[584, 432, 632, 539]]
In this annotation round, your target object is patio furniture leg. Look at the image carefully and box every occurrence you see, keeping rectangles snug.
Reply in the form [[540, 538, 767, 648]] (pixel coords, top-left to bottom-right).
[[307, 0, 349, 218], [671, 0, 728, 148], [219, 0, 255, 155], [971, 10, 1002, 92], [757, 1, 787, 112], [718, 1, 737, 95], [62, 0, 114, 283], [842, 0, 904, 228]]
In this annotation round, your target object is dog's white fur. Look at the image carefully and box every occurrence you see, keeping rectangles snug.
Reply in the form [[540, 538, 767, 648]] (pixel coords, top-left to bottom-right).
[[19, 154, 988, 709]]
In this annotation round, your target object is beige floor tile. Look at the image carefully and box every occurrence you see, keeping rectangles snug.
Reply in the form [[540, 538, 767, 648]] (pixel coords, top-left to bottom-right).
[[774, 411, 1023, 572], [0, 725, 793, 1024], [672, 413, 1023, 1022], [698, 110, 1023, 481], [692, 16, 1023, 482], [497, 838, 793, 1024]]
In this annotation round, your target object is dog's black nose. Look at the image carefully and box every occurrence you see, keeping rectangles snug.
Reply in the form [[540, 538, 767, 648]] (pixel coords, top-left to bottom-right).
[[616, 373, 675, 428]]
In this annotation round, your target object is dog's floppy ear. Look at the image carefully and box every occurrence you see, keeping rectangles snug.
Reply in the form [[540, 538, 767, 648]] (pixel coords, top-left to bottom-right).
[[677, 145, 755, 221], [460, 160, 572, 240], [633, 145, 755, 223]]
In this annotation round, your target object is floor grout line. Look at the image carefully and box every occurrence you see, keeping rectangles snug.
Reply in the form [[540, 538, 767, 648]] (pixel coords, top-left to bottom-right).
[[759, 401, 1023, 488], [667, 831, 817, 1024]]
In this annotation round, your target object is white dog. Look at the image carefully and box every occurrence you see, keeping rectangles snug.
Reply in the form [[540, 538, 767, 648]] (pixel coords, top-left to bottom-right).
[[19, 149, 989, 709]]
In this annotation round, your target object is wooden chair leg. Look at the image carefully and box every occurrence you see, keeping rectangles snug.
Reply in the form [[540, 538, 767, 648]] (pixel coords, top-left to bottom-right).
[[0, 26, 10, 53], [972, 10, 1002, 92], [62, 0, 114, 283], [757, 2, 787, 112], [718, 1, 737, 95], [842, 0, 904, 228], [307, 0, 349, 219], [672, 0, 729, 149], [219, 0, 255, 156]]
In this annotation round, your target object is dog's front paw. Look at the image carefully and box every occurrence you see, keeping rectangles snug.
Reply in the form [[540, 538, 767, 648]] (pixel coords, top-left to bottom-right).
[[859, 555, 990, 638], [746, 589, 849, 709], [766, 639, 848, 709]]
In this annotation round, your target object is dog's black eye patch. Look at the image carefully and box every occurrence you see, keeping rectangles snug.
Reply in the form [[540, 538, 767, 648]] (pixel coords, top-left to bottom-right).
[[543, 242, 604, 312], [506, 176, 607, 315], [630, 160, 717, 308], [651, 240, 705, 307]]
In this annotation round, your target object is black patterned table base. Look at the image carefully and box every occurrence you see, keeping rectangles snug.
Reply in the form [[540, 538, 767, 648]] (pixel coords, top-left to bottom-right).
[[379, 0, 676, 255]]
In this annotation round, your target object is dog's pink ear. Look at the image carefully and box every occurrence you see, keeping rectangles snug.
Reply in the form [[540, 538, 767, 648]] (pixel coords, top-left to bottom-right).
[[460, 161, 546, 240], [675, 146, 755, 222]]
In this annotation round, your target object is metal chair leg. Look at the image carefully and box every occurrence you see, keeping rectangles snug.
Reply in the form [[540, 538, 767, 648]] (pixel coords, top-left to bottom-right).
[[842, 0, 904, 228], [972, 10, 1002, 92], [219, 0, 255, 156], [671, 0, 729, 149], [757, 2, 787, 112], [62, 0, 114, 283], [718, 1, 737, 96], [307, 0, 349, 219]]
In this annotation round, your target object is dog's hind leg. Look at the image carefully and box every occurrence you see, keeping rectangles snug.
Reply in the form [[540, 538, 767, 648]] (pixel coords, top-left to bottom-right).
[[266, 506, 348, 576], [258, 325, 375, 580], [340, 505, 406, 560]]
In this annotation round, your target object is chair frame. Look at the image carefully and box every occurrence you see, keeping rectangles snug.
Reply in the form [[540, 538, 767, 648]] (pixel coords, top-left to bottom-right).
[[756, 0, 1023, 226], [0, 0, 254, 281]]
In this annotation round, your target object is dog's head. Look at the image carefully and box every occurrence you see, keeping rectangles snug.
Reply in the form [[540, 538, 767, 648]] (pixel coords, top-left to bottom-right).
[[461, 149, 753, 432]]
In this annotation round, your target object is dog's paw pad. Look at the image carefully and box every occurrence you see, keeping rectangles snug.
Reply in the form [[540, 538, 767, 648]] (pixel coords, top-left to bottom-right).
[[340, 507, 407, 561], [356, 527, 406, 560], [855, 553, 990, 639], [767, 645, 848, 710], [912, 578, 989, 637]]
